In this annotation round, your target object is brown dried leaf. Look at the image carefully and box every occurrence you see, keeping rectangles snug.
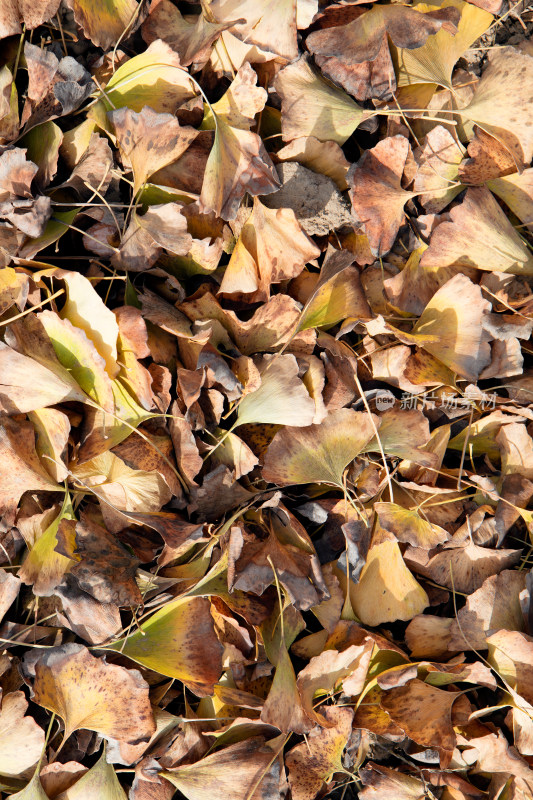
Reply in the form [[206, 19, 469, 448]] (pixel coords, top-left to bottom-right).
[[348, 136, 416, 257], [33, 643, 155, 744], [109, 107, 198, 196]]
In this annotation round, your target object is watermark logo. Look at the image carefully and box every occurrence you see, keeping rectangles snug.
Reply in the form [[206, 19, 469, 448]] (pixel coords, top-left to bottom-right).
[[399, 388, 496, 412], [375, 391, 396, 411]]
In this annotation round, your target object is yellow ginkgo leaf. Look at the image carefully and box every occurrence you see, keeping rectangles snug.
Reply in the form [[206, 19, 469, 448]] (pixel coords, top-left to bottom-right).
[[400, 272, 492, 381], [202, 63, 267, 131], [0, 692, 45, 779], [18, 494, 78, 596], [54, 748, 126, 800], [29, 407, 70, 483], [1, 314, 88, 413], [375, 502, 450, 548], [456, 47, 533, 169], [298, 251, 372, 331], [262, 408, 379, 487], [419, 187, 533, 275], [71, 451, 172, 517], [275, 56, 371, 146], [38, 311, 115, 411], [89, 40, 196, 128], [349, 534, 429, 626], [235, 354, 316, 428], [488, 168, 533, 233], [33, 644, 155, 744], [36, 268, 119, 376], [211, 0, 301, 60], [108, 596, 223, 695], [66, 0, 139, 50], [395, 0, 493, 90], [162, 737, 280, 800]]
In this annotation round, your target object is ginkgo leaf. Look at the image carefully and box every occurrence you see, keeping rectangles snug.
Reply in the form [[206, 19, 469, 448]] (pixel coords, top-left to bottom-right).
[[76, 378, 154, 463], [395, 0, 493, 90], [456, 47, 533, 169], [0, 692, 45, 778], [380, 679, 459, 764], [71, 451, 171, 519], [348, 136, 416, 257], [0, 417, 60, 524], [0, 0, 61, 35], [211, 0, 300, 60], [488, 168, 533, 233], [419, 187, 533, 274], [54, 749, 126, 800], [142, 0, 237, 69], [67, 508, 142, 606], [9, 767, 48, 800], [30, 318, 110, 421], [413, 126, 464, 212], [109, 107, 198, 196], [286, 706, 354, 800], [219, 197, 319, 298], [0, 338, 86, 414], [275, 56, 370, 146], [180, 291, 312, 355], [162, 737, 280, 800], [261, 642, 311, 734], [202, 63, 266, 131], [65, 0, 139, 50], [262, 408, 379, 487], [394, 272, 492, 381], [89, 40, 196, 126], [297, 250, 372, 331], [36, 268, 119, 376], [349, 534, 429, 625], [108, 596, 223, 695], [235, 355, 316, 428], [375, 502, 450, 548], [307, 3, 460, 98], [198, 117, 280, 221], [359, 763, 426, 800], [29, 407, 70, 483], [32, 644, 155, 744], [18, 494, 77, 596]]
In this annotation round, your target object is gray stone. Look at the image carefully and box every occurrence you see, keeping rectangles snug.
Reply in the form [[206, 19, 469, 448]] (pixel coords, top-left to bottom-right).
[[262, 162, 353, 236]]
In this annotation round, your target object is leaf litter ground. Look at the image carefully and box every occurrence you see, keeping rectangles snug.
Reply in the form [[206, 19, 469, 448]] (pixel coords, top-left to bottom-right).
[[1, 0, 533, 798]]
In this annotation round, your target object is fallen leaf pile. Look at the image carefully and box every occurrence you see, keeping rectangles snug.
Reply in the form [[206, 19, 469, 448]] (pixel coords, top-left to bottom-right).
[[1, 0, 533, 798]]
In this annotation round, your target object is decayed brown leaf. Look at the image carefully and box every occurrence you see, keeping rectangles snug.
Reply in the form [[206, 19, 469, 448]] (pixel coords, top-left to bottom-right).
[[307, 3, 460, 99]]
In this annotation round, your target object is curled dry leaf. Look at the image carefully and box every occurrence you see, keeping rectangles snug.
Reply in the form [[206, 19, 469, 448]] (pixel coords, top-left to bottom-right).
[[142, 0, 238, 69], [65, 0, 139, 51], [220, 197, 320, 298], [109, 107, 198, 196], [199, 118, 280, 221]]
